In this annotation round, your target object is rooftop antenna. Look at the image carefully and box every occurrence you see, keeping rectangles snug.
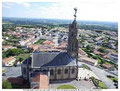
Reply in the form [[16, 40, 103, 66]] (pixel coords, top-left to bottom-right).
[[74, 8, 77, 21]]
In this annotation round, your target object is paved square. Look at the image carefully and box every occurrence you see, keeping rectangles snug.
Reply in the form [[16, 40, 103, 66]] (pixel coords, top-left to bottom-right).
[[49, 79, 96, 89]]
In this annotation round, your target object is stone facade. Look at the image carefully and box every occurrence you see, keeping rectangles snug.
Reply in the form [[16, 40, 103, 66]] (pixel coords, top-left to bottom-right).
[[67, 20, 78, 60], [49, 66, 77, 80]]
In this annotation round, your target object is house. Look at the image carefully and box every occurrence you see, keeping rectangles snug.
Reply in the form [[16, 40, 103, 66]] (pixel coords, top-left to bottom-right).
[[21, 10, 78, 89], [28, 44, 39, 51], [80, 57, 98, 66], [2, 45, 16, 51], [96, 40, 103, 46], [101, 63, 114, 71], [108, 52, 118, 63], [2, 57, 16, 66], [95, 36, 103, 41], [78, 48, 87, 57], [108, 43, 116, 49], [43, 40, 53, 45]]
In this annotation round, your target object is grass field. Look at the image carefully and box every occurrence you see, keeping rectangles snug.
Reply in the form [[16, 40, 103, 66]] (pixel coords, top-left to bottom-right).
[[57, 85, 76, 89], [82, 64, 91, 70], [92, 76, 107, 89], [35, 39, 46, 44], [98, 81, 107, 89]]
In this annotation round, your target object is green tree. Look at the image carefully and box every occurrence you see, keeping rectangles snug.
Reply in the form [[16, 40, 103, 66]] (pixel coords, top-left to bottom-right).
[[3, 48, 23, 58], [2, 52, 7, 58], [97, 59, 102, 64], [98, 48, 106, 53], [18, 57, 24, 62], [86, 45, 94, 50], [2, 80, 12, 89]]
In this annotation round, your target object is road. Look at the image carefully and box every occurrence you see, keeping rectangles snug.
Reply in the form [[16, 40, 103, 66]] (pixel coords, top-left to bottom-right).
[[78, 62, 117, 89]]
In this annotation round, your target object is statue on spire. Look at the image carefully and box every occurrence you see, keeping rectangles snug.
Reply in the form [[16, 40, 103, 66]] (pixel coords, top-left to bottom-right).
[[74, 8, 77, 21]]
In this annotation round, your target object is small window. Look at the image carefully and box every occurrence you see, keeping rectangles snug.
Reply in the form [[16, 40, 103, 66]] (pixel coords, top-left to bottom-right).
[[43, 69, 47, 72], [72, 44, 74, 50], [50, 69, 54, 75], [72, 68, 75, 74], [65, 69, 68, 74], [71, 33, 74, 37], [35, 70, 39, 72], [30, 73, 33, 77], [43, 69, 47, 74], [58, 69, 61, 74]]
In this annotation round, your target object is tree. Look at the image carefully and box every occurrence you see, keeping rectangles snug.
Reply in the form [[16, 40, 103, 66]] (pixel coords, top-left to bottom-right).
[[98, 48, 106, 53], [18, 57, 24, 62], [17, 45, 22, 48], [97, 59, 102, 64], [13, 48, 23, 55], [2, 52, 7, 58], [3, 48, 23, 58], [86, 45, 94, 53], [2, 80, 12, 89]]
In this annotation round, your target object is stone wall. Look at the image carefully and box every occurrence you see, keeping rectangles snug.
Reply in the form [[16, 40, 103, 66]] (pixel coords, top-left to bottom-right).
[[49, 66, 77, 80]]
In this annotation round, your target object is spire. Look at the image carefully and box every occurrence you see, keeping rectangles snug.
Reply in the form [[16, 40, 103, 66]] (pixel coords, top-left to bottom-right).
[[74, 8, 77, 21], [67, 8, 78, 59]]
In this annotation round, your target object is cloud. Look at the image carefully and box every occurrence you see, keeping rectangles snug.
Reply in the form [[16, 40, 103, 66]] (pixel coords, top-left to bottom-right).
[[2, 5, 11, 9], [15, 2, 30, 8], [23, 3, 30, 8], [2, 2, 15, 9], [2, 1, 118, 21]]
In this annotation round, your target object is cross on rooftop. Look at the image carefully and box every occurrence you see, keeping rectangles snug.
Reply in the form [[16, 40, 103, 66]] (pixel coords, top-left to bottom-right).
[[74, 8, 77, 21]]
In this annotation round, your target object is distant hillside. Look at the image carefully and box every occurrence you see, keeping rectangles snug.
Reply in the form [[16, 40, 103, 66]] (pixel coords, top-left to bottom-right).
[[2, 17, 118, 31]]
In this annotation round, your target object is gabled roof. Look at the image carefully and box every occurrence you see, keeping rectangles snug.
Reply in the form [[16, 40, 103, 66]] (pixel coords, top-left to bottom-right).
[[31, 52, 77, 68], [2, 56, 16, 64]]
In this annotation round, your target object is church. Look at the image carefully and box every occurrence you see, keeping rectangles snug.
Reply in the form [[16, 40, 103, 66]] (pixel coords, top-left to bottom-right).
[[21, 8, 78, 89]]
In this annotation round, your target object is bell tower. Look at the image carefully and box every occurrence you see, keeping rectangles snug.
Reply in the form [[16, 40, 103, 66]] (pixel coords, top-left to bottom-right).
[[67, 8, 78, 60]]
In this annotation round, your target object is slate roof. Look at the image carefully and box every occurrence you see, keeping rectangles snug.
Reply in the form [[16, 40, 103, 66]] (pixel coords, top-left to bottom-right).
[[31, 52, 77, 68], [22, 57, 32, 65]]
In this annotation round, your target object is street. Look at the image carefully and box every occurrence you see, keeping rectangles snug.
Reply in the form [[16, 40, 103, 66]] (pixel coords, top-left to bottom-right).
[[78, 62, 117, 89]]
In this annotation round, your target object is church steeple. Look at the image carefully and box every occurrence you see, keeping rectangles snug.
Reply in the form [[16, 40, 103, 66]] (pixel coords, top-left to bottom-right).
[[67, 8, 78, 59]]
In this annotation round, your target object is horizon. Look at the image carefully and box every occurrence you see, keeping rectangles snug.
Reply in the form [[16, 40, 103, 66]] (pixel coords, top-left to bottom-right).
[[2, 17, 118, 23]]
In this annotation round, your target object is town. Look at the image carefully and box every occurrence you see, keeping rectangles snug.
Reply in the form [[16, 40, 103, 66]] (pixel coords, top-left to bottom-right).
[[2, 17, 118, 89]]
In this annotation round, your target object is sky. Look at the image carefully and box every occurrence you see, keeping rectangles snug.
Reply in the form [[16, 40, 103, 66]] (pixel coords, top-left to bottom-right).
[[2, 0, 118, 22]]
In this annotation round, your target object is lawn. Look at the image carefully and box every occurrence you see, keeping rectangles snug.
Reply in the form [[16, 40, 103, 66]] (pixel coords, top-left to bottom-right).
[[57, 85, 76, 89], [2, 69, 6, 73], [82, 64, 91, 70], [91, 77, 107, 89], [16, 53, 31, 61], [107, 75, 118, 83], [98, 81, 107, 89], [35, 39, 46, 44], [110, 78, 118, 83]]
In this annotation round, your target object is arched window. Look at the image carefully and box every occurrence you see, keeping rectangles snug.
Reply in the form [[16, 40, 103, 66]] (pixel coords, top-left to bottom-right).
[[71, 33, 74, 37], [65, 69, 68, 74], [50, 69, 54, 75], [72, 44, 74, 50], [58, 69, 61, 74]]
